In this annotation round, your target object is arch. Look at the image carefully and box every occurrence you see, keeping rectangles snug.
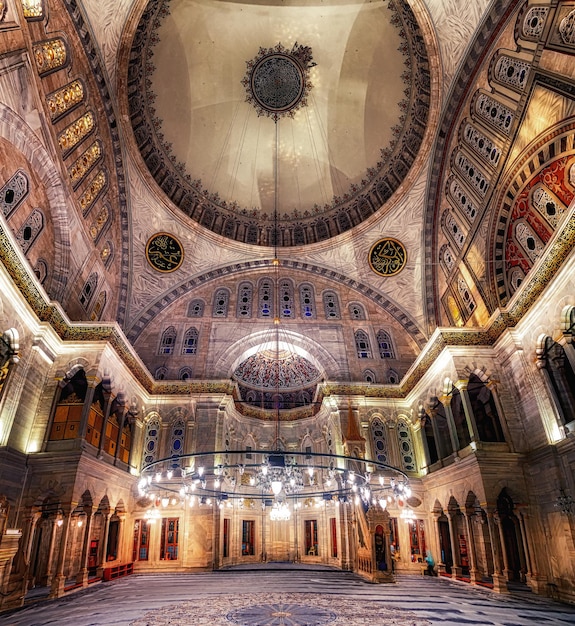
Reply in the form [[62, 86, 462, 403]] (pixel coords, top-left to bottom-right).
[[182, 327, 199, 355], [154, 366, 168, 380], [142, 413, 161, 467], [279, 278, 295, 318], [370, 416, 388, 464], [396, 417, 416, 471], [187, 299, 205, 317], [212, 288, 230, 318], [1, 169, 29, 218], [363, 369, 377, 384], [179, 366, 193, 381], [236, 282, 253, 318], [323, 290, 341, 320], [258, 278, 274, 318], [16, 208, 44, 253], [377, 330, 395, 359], [349, 302, 366, 320], [169, 416, 186, 462], [354, 329, 372, 359], [467, 373, 505, 442], [159, 326, 177, 355], [79, 273, 98, 309], [299, 283, 315, 319]]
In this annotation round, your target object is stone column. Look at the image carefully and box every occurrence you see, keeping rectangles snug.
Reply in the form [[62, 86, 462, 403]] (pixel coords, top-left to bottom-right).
[[76, 509, 93, 586], [49, 509, 72, 598], [455, 380, 480, 444], [432, 513, 446, 575], [486, 509, 508, 593], [464, 510, 480, 583], [440, 395, 460, 455], [114, 405, 128, 466], [97, 389, 113, 458], [496, 513, 512, 581], [78, 378, 98, 440], [96, 513, 111, 578], [447, 510, 462, 578], [416, 405, 433, 470]]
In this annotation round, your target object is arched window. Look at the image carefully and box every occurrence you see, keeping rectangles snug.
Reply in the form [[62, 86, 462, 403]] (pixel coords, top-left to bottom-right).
[[79, 272, 98, 308], [258, 278, 273, 318], [349, 303, 366, 320], [493, 54, 530, 92], [236, 282, 253, 318], [89, 204, 111, 242], [323, 291, 340, 319], [17, 208, 44, 252], [371, 417, 388, 464], [442, 209, 466, 249], [1, 169, 29, 218], [363, 369, 377, 384], [299, 283, 315, 319], [377, 330, 395, 359], [467, 374, 506, 442], [182, 327, 198, 355], [143, 416, 161, 466], [154, 366, 168, 380], [279, 279, 294, 318], [508, 266, 525, 293], [473, 92, 514, 136], [100, 240, 114, 268], [90, 291, 107, 321], [457, 277, 476, 316], [397, 419, 416, 471], [33, 259, 48, 285], [159, 326, 177, 355], [187, 299, 204, 317], [212, 289, 229, 317], [170, 418, 185, 462], [440, 244, 456, 275], [386, 369, 400, 384], [179, 367, 193, 381], [514, 219, 544, 262], [355, 330, 372, 358]]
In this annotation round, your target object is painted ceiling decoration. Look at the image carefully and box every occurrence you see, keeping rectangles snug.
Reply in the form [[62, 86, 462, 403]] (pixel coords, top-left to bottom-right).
[[242, 42, 316, 121], [368, 238, 407, 277], [128, 0, 431, 246], [145, 233, 184, 272]]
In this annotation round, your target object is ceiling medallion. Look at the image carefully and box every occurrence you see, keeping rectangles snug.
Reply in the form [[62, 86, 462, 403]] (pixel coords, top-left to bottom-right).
[[146, 232, 184, 273], [242, 42, 316, 121], [369, 238, 407, 277]]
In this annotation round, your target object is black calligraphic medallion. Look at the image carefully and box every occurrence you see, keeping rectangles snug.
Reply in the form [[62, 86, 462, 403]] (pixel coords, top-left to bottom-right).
[[146, 232, 184, 272], [369, 238, 407, 277]]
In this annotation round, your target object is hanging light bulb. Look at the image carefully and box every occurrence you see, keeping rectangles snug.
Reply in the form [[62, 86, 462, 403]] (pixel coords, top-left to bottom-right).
[[167, 470, 173, 480], [271, 480, 283, 496], [161, 497, 169, 508]]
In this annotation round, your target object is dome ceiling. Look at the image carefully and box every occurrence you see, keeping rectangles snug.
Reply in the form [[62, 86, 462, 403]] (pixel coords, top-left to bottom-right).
[[128, 0, 431, 246]]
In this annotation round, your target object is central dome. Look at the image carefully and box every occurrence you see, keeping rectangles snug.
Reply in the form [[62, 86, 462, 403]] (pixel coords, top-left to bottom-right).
[[129, 0, 430, 245]]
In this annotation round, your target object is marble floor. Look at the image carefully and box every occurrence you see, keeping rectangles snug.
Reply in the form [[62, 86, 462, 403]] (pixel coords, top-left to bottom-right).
[[1, 567, 575, 626]]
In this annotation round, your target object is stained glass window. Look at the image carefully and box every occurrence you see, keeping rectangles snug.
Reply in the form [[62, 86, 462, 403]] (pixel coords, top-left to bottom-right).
[[299, 283, 315, 319], [371, 416, 388, 464], [187, 299, 204, 317], [323, 291, 340, 319], [237, 282, 253, 318], [159, 326, 177, 355], [355, 330, 372, 358], [259, 279, 273, 318], [377, 330, 395, 359], [213, 289, 230, 317], [182, 327, 198, 355], [16, 208, 43, 253]]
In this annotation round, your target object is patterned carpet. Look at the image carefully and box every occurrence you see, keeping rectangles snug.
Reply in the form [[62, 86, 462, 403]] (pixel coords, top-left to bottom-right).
[[129, 593, 431, 625]]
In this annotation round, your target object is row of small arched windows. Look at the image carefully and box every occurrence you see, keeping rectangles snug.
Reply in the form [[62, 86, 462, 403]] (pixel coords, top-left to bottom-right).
[[157, 326, 396, 361], [187, 282, 373, 321]]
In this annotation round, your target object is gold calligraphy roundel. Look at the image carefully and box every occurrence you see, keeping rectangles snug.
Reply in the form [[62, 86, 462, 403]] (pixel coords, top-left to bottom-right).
[[368, 238, 407, 277], [146, 232, 184, 273]]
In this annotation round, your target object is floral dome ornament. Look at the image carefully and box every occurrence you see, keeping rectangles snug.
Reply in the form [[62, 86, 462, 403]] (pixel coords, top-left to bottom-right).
[[242, 42, 317, 121]]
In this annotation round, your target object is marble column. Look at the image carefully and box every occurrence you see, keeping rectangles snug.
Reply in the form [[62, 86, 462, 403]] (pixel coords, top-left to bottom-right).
[[464, 510, 480, 583], [447, 510, 462, 578], [455, 380, 480, 444], [49, 510, 71, 598], [76, 509, 93, 586], [486, 509, 508, 593]]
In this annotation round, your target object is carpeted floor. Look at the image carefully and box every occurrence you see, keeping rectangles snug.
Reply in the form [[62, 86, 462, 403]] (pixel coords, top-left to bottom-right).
[[129, 592, 431, 626]]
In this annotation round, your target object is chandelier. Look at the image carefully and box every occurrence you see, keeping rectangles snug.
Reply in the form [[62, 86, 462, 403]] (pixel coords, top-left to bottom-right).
[[137, 51, 415, 525], [137, 449, 412, 522]]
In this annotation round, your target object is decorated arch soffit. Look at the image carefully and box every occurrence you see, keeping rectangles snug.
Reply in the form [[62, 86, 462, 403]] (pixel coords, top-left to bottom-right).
[[423, 0, 521, 332], [127, 0, 431, 247]]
